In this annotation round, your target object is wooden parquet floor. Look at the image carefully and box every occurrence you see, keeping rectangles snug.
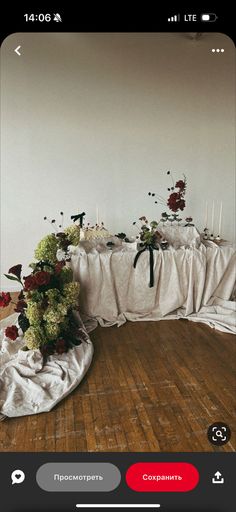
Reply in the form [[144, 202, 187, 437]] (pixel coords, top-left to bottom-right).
[[0, 295, 235, 452]]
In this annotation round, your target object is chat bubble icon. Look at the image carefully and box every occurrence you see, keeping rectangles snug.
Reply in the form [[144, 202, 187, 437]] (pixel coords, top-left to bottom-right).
[[11, 469, 25, 485]]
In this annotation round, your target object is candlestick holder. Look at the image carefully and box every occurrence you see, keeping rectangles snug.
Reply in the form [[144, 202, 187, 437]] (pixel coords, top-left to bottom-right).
[[185, 217, 194, 227], [214, 235, 223, 245], [203, 228, 209, 240], [160, 239, 169, 250], [209, 233, 214, 241]]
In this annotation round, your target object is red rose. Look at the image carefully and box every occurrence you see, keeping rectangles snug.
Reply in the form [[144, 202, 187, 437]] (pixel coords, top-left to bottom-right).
[[55, 261, 65, 275], [175, 180, 185, 190], [8, 264, 22, 279], [14, 300, 27, 313], [55, 338, 67, 354], [23, 275, 37, 291], [34, 271, 51, 286], [5, 325, 19, 341], [0, 292, 12, 308]]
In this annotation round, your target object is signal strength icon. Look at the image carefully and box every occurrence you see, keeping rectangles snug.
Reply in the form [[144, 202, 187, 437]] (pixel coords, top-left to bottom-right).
[[168, 14, 180, 22]]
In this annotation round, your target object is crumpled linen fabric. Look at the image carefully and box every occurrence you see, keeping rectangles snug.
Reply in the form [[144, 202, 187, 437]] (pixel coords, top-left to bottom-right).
[[71, 242, 236, 334], [0, 231, 235, 420], [0, 312, 93, 419]]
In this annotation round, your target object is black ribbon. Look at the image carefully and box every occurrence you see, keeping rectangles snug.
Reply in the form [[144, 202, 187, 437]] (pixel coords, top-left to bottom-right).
[[71, 212, 86, 227], [133, 244, 158, 287]]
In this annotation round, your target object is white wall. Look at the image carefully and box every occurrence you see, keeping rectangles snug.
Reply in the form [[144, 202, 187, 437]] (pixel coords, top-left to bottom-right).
[[1, 32, 235, 290]]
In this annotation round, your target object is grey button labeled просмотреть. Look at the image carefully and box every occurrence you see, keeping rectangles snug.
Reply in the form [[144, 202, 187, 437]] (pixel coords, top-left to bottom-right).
[[36, 462, 121, 492]]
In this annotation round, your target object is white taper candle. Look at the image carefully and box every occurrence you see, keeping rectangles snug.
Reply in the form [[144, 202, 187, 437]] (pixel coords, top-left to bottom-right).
[[96, 206, 99, 225], [204, 200, 208, 228], [218, 201, 223, 236], [211, 201, 215, 234]]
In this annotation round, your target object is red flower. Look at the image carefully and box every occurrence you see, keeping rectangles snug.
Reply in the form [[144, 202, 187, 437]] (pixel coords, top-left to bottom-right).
[[8, 264, 22, 279], [55, 338, 67, 354], [55, 261, 65, 275], [167, 192, 186, 212], [34, 271, 51, 286], [23, 275, 37, 291], [41, 343, 55, 357], [178, 199, 186, 210], [0, 292, 12, 308], [175, 180, 185, 190], [167, 192, 179, 212], [5, 325, 19, 341], [14, 300, 27, 313]]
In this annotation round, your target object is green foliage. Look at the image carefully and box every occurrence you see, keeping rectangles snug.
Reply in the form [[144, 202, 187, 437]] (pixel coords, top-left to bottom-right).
[[5, 223, 82, 357], [34, 234, 58, 263], [64, 224, 80, 246]]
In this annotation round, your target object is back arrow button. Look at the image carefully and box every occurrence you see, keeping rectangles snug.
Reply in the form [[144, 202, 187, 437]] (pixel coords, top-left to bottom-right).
[[14, 46, 21, 56]]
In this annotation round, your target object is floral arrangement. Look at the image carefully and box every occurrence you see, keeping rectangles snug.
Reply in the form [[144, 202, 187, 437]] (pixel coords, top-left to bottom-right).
[[0, 217, 82, 357], [133, 216, 162, 248], [148, 170, 187, 219], [132, 217, 162, 288], [43, 213, 81, 261]]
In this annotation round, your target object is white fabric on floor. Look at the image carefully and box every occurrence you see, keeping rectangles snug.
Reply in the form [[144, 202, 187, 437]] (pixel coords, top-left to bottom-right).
[[0, 312, 93, 419], [71, 241, 236, 334]]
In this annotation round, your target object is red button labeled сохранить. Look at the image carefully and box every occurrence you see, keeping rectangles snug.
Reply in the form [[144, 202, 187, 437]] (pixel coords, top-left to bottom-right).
[[126, 463, 199, 492]]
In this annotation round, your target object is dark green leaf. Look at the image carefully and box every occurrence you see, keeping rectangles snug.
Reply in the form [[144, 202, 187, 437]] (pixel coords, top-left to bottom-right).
[[18, 314, 30, 333], [4, 274, 21, 282]]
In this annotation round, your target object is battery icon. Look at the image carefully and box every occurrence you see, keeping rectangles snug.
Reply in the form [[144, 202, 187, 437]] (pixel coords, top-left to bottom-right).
[[201, 13, 218, 22]]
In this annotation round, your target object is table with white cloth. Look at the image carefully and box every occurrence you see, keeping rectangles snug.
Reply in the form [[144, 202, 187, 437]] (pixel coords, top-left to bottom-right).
[[71, 227, 236, 334], [1, 227, 235, 420]]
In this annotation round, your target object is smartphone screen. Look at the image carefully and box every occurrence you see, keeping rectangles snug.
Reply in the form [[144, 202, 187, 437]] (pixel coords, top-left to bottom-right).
[[0, 6, 235, 512]]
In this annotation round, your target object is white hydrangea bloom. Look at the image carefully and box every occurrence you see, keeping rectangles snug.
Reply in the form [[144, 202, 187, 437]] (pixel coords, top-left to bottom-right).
[[56, 248, 66, 261]]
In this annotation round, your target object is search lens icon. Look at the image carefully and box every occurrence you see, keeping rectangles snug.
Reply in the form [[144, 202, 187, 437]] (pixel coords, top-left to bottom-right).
[[11, 469, 25, 485], [207, 422, 231, 446]]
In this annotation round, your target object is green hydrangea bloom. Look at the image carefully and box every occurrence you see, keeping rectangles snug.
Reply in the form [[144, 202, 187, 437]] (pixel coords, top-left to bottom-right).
[[34, 234, 58, 263], [45, 288, 61, 305], [24, 326, 45, 350], [43, 303, 68, 324], [58, 303, 68, 316], [25, 301, 43, 324], [62, 282, 80, 308], [45, 322, 60, 341], [64, 224, 80, 246], [43, 309, 61, 324]]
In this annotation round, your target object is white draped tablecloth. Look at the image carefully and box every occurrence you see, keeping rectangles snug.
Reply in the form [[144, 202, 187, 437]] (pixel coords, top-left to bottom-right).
[[0, 312, 93, 419], [71, 240, 236, 334]]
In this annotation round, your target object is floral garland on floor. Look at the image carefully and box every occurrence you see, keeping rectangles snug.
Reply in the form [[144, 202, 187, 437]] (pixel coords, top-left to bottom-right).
[[0, 221, 81, 357]]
